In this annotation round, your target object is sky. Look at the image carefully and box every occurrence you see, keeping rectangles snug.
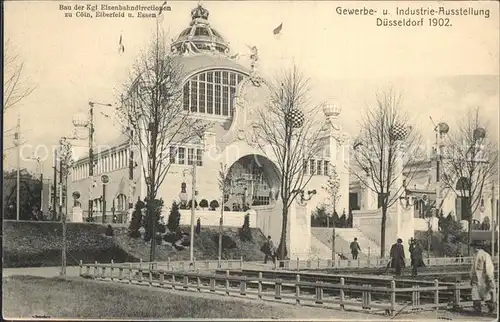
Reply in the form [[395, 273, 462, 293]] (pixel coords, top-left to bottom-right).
[[3, 0, 499, 176]]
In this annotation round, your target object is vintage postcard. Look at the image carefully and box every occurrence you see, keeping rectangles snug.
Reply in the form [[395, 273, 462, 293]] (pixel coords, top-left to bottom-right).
[[3, 0, 499, 320]]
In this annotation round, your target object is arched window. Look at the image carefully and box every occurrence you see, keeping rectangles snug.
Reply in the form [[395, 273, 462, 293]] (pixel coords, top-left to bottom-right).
[[116, 194, 127, 211], [183, 70, 246, 117]]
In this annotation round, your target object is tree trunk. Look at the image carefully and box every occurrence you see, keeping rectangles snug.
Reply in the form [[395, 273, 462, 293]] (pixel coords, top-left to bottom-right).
[[278, 203, 289, 260], [380, 206, 387, 258]]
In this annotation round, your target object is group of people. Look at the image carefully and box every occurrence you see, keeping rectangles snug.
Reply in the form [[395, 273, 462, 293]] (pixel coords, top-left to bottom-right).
[[388, 237, 497, 315], [263, 235, 496, 315], [387, 238, 425, 276]]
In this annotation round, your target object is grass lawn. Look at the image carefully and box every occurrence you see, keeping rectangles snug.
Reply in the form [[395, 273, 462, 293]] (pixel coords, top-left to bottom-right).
[[2, 275, 294, 319]]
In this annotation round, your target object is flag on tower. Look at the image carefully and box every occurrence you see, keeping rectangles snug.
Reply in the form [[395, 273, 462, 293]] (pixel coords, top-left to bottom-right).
[[118, 34, 125, 54], [273, 23, 283, 35]]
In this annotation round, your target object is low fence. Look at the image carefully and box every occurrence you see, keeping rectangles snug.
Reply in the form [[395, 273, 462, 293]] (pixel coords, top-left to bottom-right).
[[117, 255, 496, 273], [79, 260, 477, 316], [98, 255, 498, 273]]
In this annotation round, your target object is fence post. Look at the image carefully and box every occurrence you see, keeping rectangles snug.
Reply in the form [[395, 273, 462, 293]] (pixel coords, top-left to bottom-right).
[[274, 260, 278, 270], [390, 280, 396, 316], [149, 269, 153, 286], [110, 260, 114, 281], [167, 257, 170, 271], [240, 277, 247, 296], [452, 283, 461, 310], [171, 273, 176, 290], [86, 264, 90, 275], [258, 272, 263, 300], [139, 258, 143, 269], [102, 265, 106, 279], [340, 277, 345, 310], [119, 267, 123, 280], [79, 260, 83, 276], [128, 263, 132, 284], [196, 269, 201, 292], [275, 278, 282, 300], [225, 270, 230, 295], [159, 271, 164, 287], [94, 261, 98, 278], [209, 274, 216, 292], [434, 279, 439, 314], [240, 256, 243, 270], [183, 275, 189, 289], [296, 257, 300, 271], [295, 275, 301, 305], [412, 285, 421, 309], [315, 281, 323, 304]]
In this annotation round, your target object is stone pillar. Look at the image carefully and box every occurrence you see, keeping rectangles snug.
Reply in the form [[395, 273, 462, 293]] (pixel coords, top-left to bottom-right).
[[71, 206, 83, 222], [287, 199, 311, 260], [386, 146, 414, 252]]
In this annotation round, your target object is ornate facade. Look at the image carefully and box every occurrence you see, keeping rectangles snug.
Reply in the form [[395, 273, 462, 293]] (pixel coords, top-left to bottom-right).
[[69, 5, 351, 259]]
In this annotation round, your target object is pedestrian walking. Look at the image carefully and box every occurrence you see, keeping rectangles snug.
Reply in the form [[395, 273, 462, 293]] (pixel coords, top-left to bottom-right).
[[409, 238, 425, 276], [470, 240, 496, 315], [350, 237, 361, 260], [263, 236, 276, 264], [389, 238, 406, 276]]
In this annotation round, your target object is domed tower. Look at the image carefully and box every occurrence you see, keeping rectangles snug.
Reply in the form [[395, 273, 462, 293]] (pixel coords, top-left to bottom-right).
[[171, 4, 231, 56]]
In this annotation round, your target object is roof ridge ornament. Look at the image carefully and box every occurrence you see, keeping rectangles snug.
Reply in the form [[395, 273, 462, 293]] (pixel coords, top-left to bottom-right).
[[191, 4, 209, 21]]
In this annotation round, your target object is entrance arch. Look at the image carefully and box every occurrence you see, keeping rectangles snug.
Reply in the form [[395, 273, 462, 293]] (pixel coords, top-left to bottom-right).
[[225, 154, 281, 210]]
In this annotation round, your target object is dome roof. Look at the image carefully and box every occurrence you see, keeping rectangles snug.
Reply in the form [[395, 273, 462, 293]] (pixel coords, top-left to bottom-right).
[[171, 5, 230, 55], [174, 54, 249, 79]]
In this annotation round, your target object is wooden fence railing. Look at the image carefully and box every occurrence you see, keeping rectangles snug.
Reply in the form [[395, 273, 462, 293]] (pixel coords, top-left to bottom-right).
[[79, 261, 476, 316]]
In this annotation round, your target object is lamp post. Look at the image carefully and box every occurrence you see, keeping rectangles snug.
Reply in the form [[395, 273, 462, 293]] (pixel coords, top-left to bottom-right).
[[431, 120, 450, 212], [14, 114, 21, 221], [73, 101, 112, 222], [27, 155, 44, 214]]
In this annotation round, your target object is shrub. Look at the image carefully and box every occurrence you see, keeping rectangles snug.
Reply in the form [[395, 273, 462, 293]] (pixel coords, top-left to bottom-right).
[[157, 223, 166, 234], [155, 234, 163, 245], [239, 213, 253, 242], [187, 199, 198, 209], [199, 199, 208, 209], [212, 234, 237, 249], [163, 232, 178, 244], [210, 200, 220, 210], [105, 225, 114, 237], [224, 206, 230, 211], [167, 202, 181, 232], [128, 200, 144, 238]]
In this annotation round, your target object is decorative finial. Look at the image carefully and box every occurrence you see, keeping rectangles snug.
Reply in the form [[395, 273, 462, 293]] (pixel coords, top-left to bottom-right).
[[191, 4, 209, 20], [323, 103, 342, 118]]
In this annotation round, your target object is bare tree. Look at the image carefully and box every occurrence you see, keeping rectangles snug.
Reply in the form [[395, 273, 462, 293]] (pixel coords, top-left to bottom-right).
[[322, 165, 342, 215], [440, 107, 498, 255], [3, 40, 36, 112], [250, 66, 325, 260], [217, 163, 234, 263], [351, 90, 422, 257], [117, 27, 209, 261]]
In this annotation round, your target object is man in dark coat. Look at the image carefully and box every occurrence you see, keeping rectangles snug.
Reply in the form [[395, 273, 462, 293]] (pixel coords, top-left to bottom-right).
[[409, 238, 425, 276], [389, 238, 406, 276]]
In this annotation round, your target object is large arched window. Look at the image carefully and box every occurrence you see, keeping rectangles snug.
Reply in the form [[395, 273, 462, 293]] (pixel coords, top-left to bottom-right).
[[183, 70, 246, 117]]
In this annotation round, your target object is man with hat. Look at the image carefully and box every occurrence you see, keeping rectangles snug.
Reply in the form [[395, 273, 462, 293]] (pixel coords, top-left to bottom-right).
[[389, 238, 406, 276], [470, 239, 496, 314]]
